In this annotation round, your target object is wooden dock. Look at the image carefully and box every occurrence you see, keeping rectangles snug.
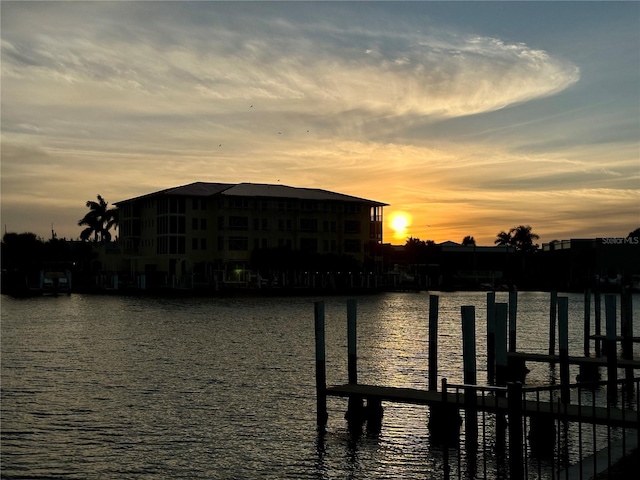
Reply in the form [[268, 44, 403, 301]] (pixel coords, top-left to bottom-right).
[[508, 351, 640, 369], [325, 383, 639, 428]]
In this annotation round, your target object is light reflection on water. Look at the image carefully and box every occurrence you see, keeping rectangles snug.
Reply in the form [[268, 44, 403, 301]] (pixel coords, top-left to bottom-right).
[[1, 291, 638, 479]]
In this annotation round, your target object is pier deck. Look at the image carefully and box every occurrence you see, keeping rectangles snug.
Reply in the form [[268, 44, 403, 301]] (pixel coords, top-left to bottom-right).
[[326, 383, 638, 428]]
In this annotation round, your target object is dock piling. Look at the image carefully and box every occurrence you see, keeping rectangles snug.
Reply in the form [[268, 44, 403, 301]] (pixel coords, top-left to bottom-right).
[[428, 295, 439, 391], [605, 294, 618, 399], [621, 286, 633, 360], [549, 291, 558, 357], [487, 292, 496, 384], [462, 306, 478, 450], [584, 288, 591, 357], [507, 382, 524, 480], [314, 301, 328, 431], [508, 290, 518, 353], [594, 290, 602, 356], [558, 296, 570, 403], [346, 299, 364, 423], [495, 303, 508, 387]]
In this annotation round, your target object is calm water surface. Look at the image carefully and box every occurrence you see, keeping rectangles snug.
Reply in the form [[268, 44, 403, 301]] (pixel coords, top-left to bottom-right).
[[2, 291, 639, 479]]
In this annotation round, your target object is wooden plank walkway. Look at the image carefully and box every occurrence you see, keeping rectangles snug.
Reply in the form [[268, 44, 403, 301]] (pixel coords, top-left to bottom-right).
[[508, 352, 640, 369], [326, 383, 638, 428]]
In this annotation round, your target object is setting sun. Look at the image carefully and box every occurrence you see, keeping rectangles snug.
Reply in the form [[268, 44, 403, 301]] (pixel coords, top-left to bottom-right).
[[389, 212, 412, 241]]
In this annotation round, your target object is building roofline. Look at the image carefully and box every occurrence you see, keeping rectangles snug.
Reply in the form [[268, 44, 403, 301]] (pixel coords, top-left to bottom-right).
[[115, 182, 388, 206]]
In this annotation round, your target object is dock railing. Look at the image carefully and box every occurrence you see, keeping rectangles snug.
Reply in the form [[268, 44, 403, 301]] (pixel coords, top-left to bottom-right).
[[442, 377, 639, 480]]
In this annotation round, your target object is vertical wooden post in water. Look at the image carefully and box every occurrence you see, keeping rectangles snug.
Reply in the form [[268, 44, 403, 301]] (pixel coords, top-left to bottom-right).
[[549, 291, 558, 356], [314, 301, 327, 431], [347, 299, 358, 384], [428, 295, 439, 391], [494, 303, 509, 457], [620, 286, 633, 360], [605, 295, 618, 398], [462, 306, 478, 453], [508, 290, 518, 353], [558, 297, 570, 404], [495, 303, 508, 387], [584, 288, 591, 357], [594, 290, 602, 357], [346, 299, 364, 422], [507, 382, 524, 480], [487, 292, 496, 384]]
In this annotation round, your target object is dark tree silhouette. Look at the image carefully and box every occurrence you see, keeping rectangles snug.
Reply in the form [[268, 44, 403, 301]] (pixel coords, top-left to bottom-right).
[[78, 195, 119, 243], [628, 227, 640, 238], [462, 235, 476, 246], [509, 225, 539, 253], [494, 230, 512, 246]]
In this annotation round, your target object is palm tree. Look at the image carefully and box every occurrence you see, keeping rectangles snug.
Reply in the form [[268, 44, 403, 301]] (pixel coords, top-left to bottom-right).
[[494, 231, 512, 247], [462, 235, 476, 246], [509, 225, 539, 253], [78, 195, 119, 243]]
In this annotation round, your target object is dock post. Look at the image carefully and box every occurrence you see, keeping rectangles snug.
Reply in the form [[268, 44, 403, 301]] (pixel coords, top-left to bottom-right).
[[508, 290, 518, 353], [314, 301, 328, 431], [428, 295, 439, 391], [549, 291, 558, 356], [621, 286, 633, 360], [345, 299, 365, 424], [584, 288, 591, 357], [495, 303, 508, 387], [462, 306, 478, 452], [507, 382, 524, 480], [429, 378, 461, 447], [558, 297, 570, 404], [487, 292, 496, 385], [594, 290, 602, 356], [605, 294, 618, 400]]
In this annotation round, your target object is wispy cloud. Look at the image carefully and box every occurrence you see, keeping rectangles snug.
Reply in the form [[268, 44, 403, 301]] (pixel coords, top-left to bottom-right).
[[1, 2, 636, 243]]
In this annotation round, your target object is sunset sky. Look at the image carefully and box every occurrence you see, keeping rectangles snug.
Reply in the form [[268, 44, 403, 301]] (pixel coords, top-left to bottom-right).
[[2, 1, 638, 245]]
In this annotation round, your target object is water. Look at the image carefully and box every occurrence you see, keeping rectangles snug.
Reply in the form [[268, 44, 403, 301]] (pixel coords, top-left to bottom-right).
[[2, 291, 639, 479]]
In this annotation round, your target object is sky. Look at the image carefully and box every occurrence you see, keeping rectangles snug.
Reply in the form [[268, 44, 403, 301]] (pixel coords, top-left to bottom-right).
[[1, 1, 639, 245]]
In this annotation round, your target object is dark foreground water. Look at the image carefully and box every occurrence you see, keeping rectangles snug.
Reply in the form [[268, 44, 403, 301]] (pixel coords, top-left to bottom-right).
[[2, 291, 638, 479]]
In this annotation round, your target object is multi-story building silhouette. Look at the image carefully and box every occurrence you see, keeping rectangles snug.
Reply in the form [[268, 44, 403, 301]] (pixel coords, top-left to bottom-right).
[[113, 182, 386, 287]]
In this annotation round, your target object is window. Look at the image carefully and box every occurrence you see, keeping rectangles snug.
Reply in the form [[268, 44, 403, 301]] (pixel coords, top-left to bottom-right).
[[301, 201, 317, 212], [192, 218, 199, 230], [229, 216, 249, 230], [300, 218, 318, 232], [262, 218, 268, 230], [344, 220, 361, 234], [200, 218, 207, 230], [192, 238, 199, 250], [169, 236, 185, 254], [344, 239, 361, 253], [229, 236, 249, 251], [201, 238, 207, 250], [346, 204, 360, 214], [300, 238, 318, 253], [229, 198, 249, 209], [192, 198, 199, 210]]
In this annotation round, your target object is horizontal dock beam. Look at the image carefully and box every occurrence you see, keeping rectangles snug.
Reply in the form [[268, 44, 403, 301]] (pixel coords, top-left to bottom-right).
[[508, 352, 640, 369], [326, 383, 638, 428]]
